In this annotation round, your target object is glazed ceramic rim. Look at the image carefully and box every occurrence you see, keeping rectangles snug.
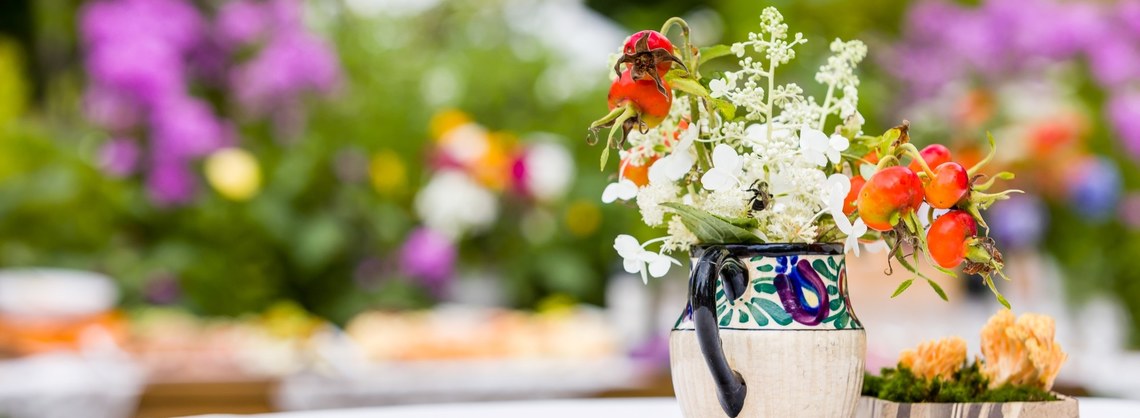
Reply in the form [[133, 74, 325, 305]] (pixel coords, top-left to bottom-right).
[[690, 242, 843, 256]]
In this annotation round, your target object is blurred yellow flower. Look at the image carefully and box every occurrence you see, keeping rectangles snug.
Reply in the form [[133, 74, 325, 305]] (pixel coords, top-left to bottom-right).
[[204, 147, 261, 201], [980, 309, 1067, 390], [565, 200, 601, 237], [898, 336, 967, 381], [370, 150, 407, 195], [429, 108, 471, 140]]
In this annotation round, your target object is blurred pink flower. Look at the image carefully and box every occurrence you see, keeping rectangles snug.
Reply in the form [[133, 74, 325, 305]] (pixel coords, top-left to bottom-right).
[[147, 160, 197, 205], [150, 98, 232, 160], [80, 0, 204, 53], [231, 31, 340, 116], [399, 227, 457, 295], [1108, 91, 1140, 160], [97, 138, 140, 177], [216, 0, 270, 45], [84, 87, 142, 131], [1088, 38, 1140, 88]]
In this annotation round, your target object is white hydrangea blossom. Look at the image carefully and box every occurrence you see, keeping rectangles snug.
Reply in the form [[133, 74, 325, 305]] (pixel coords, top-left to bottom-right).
[[636, 182, 679, 226], [605, 6, 869, 257]]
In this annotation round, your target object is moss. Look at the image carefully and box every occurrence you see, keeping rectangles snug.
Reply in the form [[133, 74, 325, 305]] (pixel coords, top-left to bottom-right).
[[863, 362, 1057, 403]]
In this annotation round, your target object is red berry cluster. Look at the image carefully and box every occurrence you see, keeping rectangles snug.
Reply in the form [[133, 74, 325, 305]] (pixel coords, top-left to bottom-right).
[[849, 123, 1020, 303], [589, 30, 690, 168]]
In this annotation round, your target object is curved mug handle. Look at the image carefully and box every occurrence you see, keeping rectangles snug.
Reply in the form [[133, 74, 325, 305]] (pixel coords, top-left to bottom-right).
[[690, 246, 748, 417]]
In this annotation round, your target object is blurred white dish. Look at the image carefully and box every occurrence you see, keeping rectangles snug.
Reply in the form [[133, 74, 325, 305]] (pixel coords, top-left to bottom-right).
[[0, 268, 118, 318]]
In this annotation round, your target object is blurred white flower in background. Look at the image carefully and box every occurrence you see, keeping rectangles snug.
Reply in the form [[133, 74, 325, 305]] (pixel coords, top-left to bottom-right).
[[415, 170, 499, 239], [438, 123, 489, 165], [521, 140, 575, 202]]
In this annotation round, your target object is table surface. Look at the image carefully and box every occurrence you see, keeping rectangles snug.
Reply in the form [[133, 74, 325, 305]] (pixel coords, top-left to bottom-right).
[[189, 397, 1140, 418]]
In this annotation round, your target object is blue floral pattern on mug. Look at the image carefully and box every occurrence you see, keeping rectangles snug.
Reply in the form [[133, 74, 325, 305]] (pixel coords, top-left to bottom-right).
[[675, 252, 861, 331]]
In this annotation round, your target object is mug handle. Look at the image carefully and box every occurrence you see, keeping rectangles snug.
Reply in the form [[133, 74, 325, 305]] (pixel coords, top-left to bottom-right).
[[690, 246, 748, 417]]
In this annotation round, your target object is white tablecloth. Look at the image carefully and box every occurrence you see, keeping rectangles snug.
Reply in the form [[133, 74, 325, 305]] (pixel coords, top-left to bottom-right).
[[189, 397, 1140, 418]]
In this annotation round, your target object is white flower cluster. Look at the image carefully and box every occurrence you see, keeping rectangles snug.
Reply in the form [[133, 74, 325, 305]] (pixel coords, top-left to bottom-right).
[[605, 7, 871, 277]]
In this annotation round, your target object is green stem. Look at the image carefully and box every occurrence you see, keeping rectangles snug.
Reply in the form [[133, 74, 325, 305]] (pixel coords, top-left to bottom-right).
[[817, 82, 835, 131]]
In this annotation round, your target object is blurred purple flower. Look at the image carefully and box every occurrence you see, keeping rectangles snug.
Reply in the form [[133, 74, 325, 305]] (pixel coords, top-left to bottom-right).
[[1121, 0, 1140, 37], [1067, 157, 1122, 221], [217, 0, 270, 45], [84, 87, 142, 131], [150, 98, 232, 159], [988, 195, 1048, 251], [80, 0, 204, 53], [98, 138, 141, 177], [398, 227, 457, 294], [231, 31, 340, 115], [1108, 91, 1140, 160], [85, 40, 186, 107], [1088, 38, 1140, 88], [147, 159, 197, 205]]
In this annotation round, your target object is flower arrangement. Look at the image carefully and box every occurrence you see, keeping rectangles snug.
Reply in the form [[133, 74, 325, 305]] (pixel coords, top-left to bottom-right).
[[586, 7, 1019, 304], [863, 309, 1067, 403]]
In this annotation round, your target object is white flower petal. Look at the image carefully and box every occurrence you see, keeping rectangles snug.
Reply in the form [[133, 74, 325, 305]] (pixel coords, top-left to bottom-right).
[[677, 124, 697, 150], [646, 254, 673, 278], [829, 134, 850, 152], [701, 168, 734, 191], [601, 183, 621, 203], [711, 144, 741, 171], [862, 240, 888, 254], [859, 163, 877, 180], [800, 128, 829, 150], [613, 234, 641, 256], [623, 258, 643, 275]]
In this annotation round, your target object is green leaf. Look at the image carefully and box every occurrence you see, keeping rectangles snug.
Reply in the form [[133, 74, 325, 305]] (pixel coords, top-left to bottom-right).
[[754, 282, 777, 294], [844, 142, 872, 161], [664, 68, 689, 80], [891, 279, 915, 298], [756, 264, 774, 272], [926, 278, 949, 301], [812, 259, 836, 281], [716, 289, 725, 301], [738, 310, 750, 323], [829, 298, 842, 311], [984, 275, 1012, 309], [827, 285, 838, 295], [828, 257, 839, 270], [835, 312, 849, 329], [698, 45, 734, 67], [670, 77, 711, 99], [716, 304, 726, 316], [753, 297, 792, 326], [719, 309, 734, 327], [745, 302, 769, 327], [710, 97, 737, 119], [661, 203, 764, 244]]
